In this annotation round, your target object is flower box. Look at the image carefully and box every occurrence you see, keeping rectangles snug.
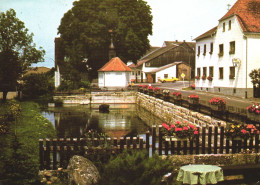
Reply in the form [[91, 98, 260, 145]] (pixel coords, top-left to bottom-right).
[[225, 123, 259, 140], [188, 98, 199, 104], [210, 104, 225, 111]]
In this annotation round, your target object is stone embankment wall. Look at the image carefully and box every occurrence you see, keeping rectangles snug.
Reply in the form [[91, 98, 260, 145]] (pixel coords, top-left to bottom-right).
[[54, 92, 136, 104], [136, 92, 226, 127]]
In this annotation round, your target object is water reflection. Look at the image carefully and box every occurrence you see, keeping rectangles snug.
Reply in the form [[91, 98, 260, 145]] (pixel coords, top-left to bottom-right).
[[42, 104, 151, 139]]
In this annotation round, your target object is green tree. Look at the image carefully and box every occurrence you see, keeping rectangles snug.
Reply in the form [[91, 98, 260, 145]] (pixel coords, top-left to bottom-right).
[[0, 9, 45, 101], [58, 0, 152, 79], [249, 68, 260, 87], [22, 70, 55, 99]]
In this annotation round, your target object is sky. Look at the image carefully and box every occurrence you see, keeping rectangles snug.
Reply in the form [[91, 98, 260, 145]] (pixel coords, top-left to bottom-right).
[[0, 0, 237, 68]]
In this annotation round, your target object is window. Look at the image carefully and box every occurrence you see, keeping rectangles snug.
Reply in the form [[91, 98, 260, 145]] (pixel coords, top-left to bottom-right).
[[223, 22, 226, 32], [203, 44, 206, 55], [132, 72, 135, 75], [229, 66, 235, 79], [203, 67, 207, 77], [197, 68, 201, 77], [219, 44, 224, 57], [209, 66, 214, 77], [229, 20, 232, 30], [164, 74, 168, 78], [209, 43, 213, 54], [219, 67, 224, 79], [229, 41, 235, 54], [138, 71, 141, 75], [197, 46, 200, 56]]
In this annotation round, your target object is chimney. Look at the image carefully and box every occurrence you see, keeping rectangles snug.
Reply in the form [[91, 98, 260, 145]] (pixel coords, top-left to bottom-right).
[[175, 40, 178, 42], [183, 40, 186, 42]]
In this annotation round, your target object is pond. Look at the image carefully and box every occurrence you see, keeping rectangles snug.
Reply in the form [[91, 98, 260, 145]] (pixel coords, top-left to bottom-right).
[[42, 104, 161, 139]]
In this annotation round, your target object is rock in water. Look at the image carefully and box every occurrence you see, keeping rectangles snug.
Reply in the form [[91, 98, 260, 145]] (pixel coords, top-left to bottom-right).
[[67, 155, 100, 185]]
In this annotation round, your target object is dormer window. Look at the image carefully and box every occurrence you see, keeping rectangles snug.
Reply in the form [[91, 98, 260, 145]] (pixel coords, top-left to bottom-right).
[[223, 22, 226, 32], [228, 20, 232, 30]]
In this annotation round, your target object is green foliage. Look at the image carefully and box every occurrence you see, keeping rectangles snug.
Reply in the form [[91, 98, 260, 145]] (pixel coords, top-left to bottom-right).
[[249, 68, 260, 86], [57, 80, 91, 92], [0, 9, 45, 101], [0, 101, 56, 184], [22, 72, 55, 99], [98, 150, 174, 185], [58, 0, 152, 77]]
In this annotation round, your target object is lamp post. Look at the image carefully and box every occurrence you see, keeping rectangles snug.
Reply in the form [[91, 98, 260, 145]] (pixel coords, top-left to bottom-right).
[[172, 43, 191, 87]]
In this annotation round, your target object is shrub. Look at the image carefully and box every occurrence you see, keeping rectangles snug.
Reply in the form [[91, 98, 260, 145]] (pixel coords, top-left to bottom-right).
[[98, 150, 174, 185]]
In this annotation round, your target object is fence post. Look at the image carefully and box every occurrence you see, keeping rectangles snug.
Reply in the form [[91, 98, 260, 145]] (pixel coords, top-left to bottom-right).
[[220, 127, 224, 154], [202, 127, 206, 154], [208, 127, 212, 154], [255, 134, 259, 153], [133, 137, 137, 149], [152, 125, 156, 154], [60, 138, 65, 168], [171, 141, 175, 155], [140, 137, 144, 150], [126, 137, 131, 149], [53, 139, 57, 170], [195, 127, 200, 154], [183, 141, 187, 155], [214, 127, 218, 154], [165, 141, 169, 155], [177, 141, 181, 155], [146, 131, 150, 152], [39, 139, 44, 170], [120, 137, 124, 152], [45, 139, 51, 170], [159, 125, 162, 155], [226, 139, 230, 154]]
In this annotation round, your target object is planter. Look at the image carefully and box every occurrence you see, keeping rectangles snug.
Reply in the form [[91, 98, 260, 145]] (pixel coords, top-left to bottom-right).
[[173, 96, 182, 100], [210, 104, 225, 111], [164, 136, 188, 142], [188, 98, 199, 104], [247, 112, 260, 122]]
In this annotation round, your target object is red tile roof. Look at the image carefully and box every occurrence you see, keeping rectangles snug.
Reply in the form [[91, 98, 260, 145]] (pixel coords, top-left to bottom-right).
[[219, 0, 260, 33], [98, 57, 132, 72]]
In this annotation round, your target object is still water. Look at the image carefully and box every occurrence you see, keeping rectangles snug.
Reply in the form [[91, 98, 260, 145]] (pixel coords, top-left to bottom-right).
[[42, 104, 157, 139]]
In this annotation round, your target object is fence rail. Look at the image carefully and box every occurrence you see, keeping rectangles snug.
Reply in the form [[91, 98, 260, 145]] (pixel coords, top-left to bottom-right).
[[39, 125, 260, 170]]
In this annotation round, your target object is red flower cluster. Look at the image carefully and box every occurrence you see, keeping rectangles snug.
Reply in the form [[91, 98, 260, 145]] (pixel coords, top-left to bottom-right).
[[138, 85, 148, 88], [188, 94, 199, 100], [154, 87, 161, 92], [247, 103, 260, 115], [201, 75, 206, 80], [225, 123, 259, 139], [207, 75, 213, 81], [147, 86, 154, 90], [191, 84, 195, 89], [172, 92, 182, 97], [209, 97, 226, 105], [195, 75, 200, 80], [161, 121, 198, 139]]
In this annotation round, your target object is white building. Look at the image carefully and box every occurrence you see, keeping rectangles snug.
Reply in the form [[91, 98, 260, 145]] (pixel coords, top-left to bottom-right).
[[194, 0, 260, 98], [98, 57, 132, 88]]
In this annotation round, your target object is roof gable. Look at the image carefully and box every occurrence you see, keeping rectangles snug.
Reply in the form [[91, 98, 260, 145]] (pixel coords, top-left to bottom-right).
[[194, 26, 218, 41], [219, 0, 260, 33], [98, 57, 132, 72]]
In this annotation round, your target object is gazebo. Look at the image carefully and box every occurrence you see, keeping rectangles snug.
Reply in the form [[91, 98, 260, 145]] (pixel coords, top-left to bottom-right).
[[98, 57, 132, 89]]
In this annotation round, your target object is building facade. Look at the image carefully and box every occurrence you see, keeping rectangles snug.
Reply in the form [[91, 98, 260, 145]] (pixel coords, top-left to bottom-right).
[[194, 0, 260, 98]]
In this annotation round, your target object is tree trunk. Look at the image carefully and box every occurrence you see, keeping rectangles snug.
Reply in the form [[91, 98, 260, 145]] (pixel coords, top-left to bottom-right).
[[2, 90, 8, 102]]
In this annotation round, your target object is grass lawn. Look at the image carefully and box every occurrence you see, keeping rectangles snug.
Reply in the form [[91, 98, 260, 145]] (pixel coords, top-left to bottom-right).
[[0, 100, 56, 185]]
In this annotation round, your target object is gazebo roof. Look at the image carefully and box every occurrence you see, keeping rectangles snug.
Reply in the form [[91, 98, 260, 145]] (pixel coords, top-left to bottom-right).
[[98, 57, 132, 72]]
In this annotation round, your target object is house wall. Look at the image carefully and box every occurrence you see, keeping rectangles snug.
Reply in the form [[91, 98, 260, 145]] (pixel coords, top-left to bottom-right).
[[195, 15, 260, 98], [155, 65, 177, 82], [98, 72, 131, 88]]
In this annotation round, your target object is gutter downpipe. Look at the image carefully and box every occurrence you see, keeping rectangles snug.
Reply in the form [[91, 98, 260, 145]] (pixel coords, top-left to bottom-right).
[[245, 35, 248, 99]]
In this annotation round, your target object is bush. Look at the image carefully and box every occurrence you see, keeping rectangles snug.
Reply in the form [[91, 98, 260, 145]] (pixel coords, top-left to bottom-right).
[[98, 150, 174, 185]]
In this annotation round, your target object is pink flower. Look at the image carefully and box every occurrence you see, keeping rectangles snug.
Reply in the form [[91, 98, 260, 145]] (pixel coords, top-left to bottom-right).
[[176, 121, 180, 124], [194, 131, 198, 135], [183, 127, 189, 131], [189, 124, 195, 129], [175, 128, 182, 132], [162, 123, 167, 127], [171, 124, 175, 128], [241, 129, 247, 134]]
